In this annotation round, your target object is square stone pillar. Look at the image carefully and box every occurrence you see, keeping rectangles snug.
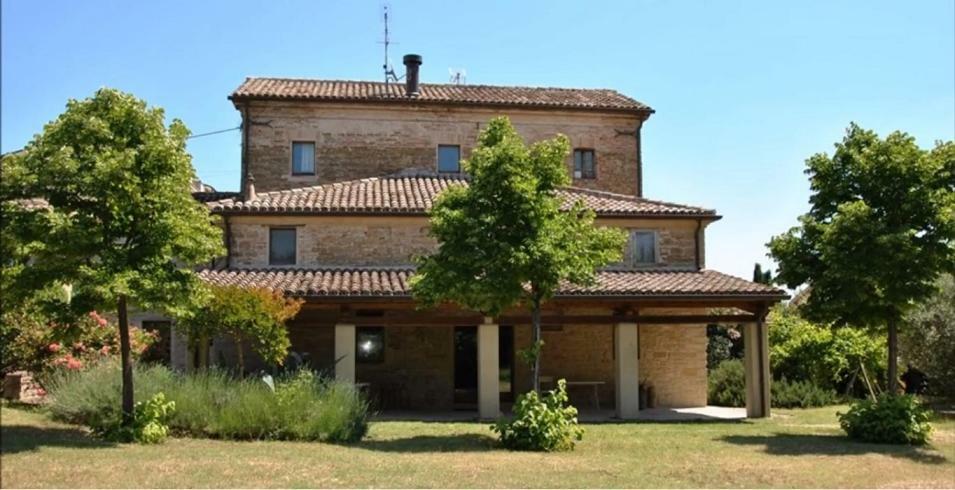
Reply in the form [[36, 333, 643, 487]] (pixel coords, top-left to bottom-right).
[[478, 319, 500, 420], [743, 321, 771, 418], [334, 323, 356, 383], [615, 322, 640, 419]]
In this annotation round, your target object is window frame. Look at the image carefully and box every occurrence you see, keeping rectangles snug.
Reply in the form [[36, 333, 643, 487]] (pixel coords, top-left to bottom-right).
[[629, 229, 659, 266], [290, 141, 316, 176], [268, 227, 297, 266], [437, 144, 462, 174], [573, 148, 597, 180], [355, 326, 386, 364]]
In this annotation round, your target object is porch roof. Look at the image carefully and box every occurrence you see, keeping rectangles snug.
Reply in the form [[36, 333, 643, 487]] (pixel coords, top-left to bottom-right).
[[197, 267, 787, 301]]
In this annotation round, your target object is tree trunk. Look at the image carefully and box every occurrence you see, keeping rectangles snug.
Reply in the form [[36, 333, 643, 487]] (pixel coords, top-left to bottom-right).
[[531, 296, 541, 394], [117, 295, 134, 426], [887, 317, 899, 395], [198, 334, 209, 371], [234, 335, 245, 375]]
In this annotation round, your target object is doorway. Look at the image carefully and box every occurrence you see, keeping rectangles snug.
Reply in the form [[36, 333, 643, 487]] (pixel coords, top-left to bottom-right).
[[453, 326, 514, 408]]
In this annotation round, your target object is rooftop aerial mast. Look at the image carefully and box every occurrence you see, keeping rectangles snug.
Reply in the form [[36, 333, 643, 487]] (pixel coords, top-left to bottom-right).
[[381, 4, 402, 85]]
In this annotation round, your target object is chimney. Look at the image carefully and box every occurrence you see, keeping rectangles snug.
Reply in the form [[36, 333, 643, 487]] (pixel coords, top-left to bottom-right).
[[243, 172, 256, 201], [403, 54, 422, 97]]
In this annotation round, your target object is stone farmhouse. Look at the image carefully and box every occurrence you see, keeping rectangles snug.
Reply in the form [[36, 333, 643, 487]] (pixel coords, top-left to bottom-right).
[[181, 55, 785, 420]]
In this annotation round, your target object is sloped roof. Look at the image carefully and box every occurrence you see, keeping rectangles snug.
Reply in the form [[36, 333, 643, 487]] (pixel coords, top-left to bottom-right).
[[208, 176, 717, 218], [197, 267, 785, 299], [231, 78, 652, 113]]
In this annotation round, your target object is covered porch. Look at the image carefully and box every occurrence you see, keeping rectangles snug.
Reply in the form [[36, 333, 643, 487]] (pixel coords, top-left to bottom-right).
[[199, 267, 786, 420]]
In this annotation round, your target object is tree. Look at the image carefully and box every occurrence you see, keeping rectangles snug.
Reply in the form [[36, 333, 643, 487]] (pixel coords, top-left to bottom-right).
[[411, 117, 627, 393], [3, 89, 224, 424], [753, 263, 772, 284], [899, 274, 955, 397], [176, 285, 302, 373], [769, 124, 954, 393]]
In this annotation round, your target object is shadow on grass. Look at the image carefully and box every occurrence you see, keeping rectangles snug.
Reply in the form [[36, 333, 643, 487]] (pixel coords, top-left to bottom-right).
[[354, 433, 498, 452], [720, 433, 948, 464], [1, 424, 115, 454]]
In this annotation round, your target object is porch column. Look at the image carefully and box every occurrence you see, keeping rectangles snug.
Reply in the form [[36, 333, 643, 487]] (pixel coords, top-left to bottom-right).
[[334, 323, 356, 383], [477, 318, 500, 420], [743, 320, 771, 418], [615, 322, 640, 419]]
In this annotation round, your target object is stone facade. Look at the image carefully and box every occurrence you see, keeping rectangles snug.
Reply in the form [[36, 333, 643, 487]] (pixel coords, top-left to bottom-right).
[[228, 216, 436, 268], [226, 215, 704, 270], [240, 101, 644, 196]]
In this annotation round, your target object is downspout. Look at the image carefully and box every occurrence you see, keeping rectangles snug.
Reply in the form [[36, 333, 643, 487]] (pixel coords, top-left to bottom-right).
[[224, 214, 232, 269], [635, 123, 643, 198], [240, 103, 250, 200], [694, 218, 702, 270]]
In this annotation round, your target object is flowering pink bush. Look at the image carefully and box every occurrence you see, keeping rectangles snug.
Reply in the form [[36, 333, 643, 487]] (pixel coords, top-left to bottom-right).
[[3, 307, 156, 384]]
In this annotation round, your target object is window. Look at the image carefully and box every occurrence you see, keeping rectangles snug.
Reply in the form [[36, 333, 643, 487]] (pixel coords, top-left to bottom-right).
[[631, 230, 657, 265], [437, 145, 461, 173], [291, 141, 315, 175], [573, 149, 596, 179], [269, 228, 296, 266], [356, 327, 385, 363]]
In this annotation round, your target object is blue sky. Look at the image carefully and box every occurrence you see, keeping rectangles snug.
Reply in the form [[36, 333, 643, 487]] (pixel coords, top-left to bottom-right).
[[3, 0, 953, 280]]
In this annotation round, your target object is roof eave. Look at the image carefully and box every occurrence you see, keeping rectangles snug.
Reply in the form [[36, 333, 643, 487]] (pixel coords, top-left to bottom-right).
[[228, 93, 654, 116], [207, 208, 720, 220]]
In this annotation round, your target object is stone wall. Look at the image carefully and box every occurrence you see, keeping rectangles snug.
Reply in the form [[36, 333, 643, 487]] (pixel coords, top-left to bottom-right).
[[227, 215, 705, 270], [512, 322, 706, 409], [228, 216, 436, 268], [241, 100, 644, 196], [275, 319, 706, 410]]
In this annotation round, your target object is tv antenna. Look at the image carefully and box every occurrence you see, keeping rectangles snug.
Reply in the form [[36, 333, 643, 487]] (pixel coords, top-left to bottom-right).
[[380, 4, 402, 85], [449, 68, 467, 85]]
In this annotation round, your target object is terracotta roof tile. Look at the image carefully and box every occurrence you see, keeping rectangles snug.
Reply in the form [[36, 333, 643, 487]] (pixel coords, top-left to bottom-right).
[[231, 78, 651, 113], [198, 267, 785, 299], [208, 176, 716, 218]]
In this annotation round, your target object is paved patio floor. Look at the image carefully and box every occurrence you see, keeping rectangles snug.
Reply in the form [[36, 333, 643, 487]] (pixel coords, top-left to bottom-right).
[[373, 406, 746, 422]]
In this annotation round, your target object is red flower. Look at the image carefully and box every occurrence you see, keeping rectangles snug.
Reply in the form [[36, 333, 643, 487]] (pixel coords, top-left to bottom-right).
[[65, 356, 83, 370], [89, 311, 108, 328], [48, 342, 62, 353]]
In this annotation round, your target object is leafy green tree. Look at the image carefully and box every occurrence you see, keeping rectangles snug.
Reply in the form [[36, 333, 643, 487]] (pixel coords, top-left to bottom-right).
[[769, 124, 955, 393], [752, 263, 772, 284], [176, 285, 303, 373], [899, 274, 955, 396], [411, 117, 627, 392], [3, 88, 224, 423]]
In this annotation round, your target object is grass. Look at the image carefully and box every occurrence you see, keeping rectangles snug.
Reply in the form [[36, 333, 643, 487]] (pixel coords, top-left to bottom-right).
[[2, 403, 954, 488]]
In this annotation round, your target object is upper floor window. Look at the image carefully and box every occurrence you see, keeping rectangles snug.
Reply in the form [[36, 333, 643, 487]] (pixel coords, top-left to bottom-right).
[[269, 228, 297, 266], [291, 141, 315, 175], [437, 145, 461, 173], [630, 230, 657, 266], [573, 149, 596, 179]]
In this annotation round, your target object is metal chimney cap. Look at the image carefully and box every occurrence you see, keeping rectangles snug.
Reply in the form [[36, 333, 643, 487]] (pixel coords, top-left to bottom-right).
[[403, 54, 423, 65]]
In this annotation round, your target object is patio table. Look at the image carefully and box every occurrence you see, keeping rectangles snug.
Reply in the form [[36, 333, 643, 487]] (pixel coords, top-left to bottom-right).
[[566, 381, 605, 409]]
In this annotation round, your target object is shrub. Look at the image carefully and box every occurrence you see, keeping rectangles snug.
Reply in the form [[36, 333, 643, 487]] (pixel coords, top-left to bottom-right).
[[771, 377, 839, 408], [900, 274, 955, 397], [708, 359, 746, 407], [769, 306, 885, 394], [89, 393, 175, 444], [709, 360, 839, 408], [838, 394, 933, 445], [47, 361, 369, 443], [492, 379, 583, 452], [2, 303, 155, 383]]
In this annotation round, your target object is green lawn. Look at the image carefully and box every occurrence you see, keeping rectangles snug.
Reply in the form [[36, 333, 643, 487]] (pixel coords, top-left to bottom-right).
[[2, 404, 953, 488]]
